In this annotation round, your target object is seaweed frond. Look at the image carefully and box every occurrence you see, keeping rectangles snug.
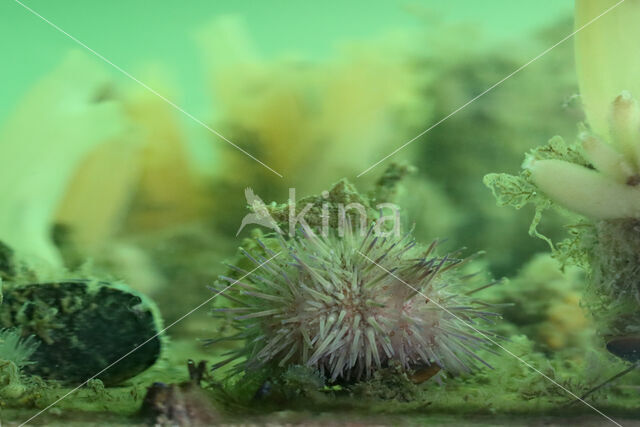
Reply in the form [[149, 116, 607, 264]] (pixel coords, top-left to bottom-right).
[[0, 328, 39, 368], [484, 135, 590, 257]]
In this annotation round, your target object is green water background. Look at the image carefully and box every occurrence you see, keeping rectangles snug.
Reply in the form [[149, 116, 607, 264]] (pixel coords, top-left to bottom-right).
[[2, 0, 572, 141]]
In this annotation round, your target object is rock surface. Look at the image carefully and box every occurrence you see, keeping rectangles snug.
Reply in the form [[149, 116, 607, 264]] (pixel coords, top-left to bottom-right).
[[0, 280, 162, 385]]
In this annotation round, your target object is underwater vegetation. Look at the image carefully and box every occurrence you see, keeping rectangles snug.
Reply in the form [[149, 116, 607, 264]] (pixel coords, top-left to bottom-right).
[[485, 0, 640, 405], [0, 328, 39, 399], [404, 18, 581, 278], [0, 51, 129, 271], [487, 253, 591, 354], [198, 17, 425, 231], [0, 328, 38, 371], [486, 0, 640, 340], [2, 1, 640, 425]]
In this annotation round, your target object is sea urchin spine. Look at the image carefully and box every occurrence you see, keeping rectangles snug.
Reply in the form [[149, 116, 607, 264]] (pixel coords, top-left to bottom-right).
[[211, 226, 497, 382]]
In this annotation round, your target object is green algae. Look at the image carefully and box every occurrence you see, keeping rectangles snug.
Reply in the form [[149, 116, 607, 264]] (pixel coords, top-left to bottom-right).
[[1, 7, 639, 427]]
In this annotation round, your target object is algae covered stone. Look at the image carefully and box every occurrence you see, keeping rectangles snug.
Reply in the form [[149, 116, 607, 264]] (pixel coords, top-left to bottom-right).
[[0, 280, 162, 385]]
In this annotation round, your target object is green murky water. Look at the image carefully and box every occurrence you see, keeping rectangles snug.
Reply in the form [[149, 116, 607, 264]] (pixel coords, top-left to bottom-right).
[[0, 1, 638, 425]]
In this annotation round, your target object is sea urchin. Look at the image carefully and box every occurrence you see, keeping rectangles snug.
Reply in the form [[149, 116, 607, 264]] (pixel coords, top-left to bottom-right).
[[211, 226, 497, 382]]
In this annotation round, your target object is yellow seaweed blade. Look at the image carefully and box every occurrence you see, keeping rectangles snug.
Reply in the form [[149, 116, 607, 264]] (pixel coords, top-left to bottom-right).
[[122, 78, 208, 232], [54, 135, 140, 250], [56, 72, 208, 249], [198, 17, 420, 194]]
